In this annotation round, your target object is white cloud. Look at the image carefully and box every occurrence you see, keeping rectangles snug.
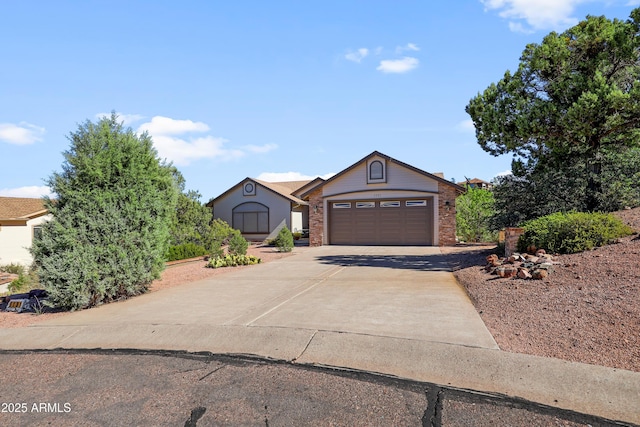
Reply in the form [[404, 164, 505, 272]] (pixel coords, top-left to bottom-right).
[[244, 143, 278, 154], [95, 112, 145, 126], [627, 0, 640, 5], [481, 0, 586, 32], [150, 134, 243, 166], [495, 170, 513, 178], [376, 57, 420, 74], [256, 172, 336, 182], [136, 116, 273, 166], [345, 48, 369, 63], [395, 43, 420, 53], [457, 119, 476, 133], [0, 122, 45, 145], [138, 116, 209, 135], [0, 186, 53, 198], [374, 46, 383, 55]]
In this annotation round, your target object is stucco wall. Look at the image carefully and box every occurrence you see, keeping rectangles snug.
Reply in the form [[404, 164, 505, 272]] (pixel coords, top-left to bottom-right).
[[322, 156, 439, 197], [212, 180, 293, 236], [317, 157, 445, 245], [0, 214, 51, 266]]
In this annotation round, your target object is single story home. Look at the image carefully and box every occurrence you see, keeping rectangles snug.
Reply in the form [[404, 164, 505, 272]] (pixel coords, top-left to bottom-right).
[[0, 197, 51, 266], [209, 151, 465, 246], [207, 179, 310, 242]]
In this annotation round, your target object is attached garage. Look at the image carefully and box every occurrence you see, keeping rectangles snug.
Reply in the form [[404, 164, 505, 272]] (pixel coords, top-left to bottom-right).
[[329, 198, 434, 245]]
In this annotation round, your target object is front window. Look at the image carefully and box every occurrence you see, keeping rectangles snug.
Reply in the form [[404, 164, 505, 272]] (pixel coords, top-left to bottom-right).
[[232, 202, 269, 233], [369, 160, 384, 180]]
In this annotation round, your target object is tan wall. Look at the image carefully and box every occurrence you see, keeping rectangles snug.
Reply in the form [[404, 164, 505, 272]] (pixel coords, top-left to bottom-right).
[[322, 157, 439, 197], [213, 181, 293, 234], [437, 183, 458, 246], [0, 214, 51, 266]]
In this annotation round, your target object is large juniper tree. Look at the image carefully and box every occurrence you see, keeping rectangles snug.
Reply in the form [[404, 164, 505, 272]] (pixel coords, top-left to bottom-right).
[[32, 114, 178, 310], [467, 8, 640, 215]]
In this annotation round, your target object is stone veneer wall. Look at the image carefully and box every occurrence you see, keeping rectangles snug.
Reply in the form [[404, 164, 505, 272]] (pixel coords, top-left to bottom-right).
[[308, 188, 324, 247], [438, 183, 459, 246]]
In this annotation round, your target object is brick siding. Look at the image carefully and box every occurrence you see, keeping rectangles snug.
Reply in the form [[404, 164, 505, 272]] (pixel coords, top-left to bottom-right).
[[438, 183, 458, 246], [308, 189, 324, 247]]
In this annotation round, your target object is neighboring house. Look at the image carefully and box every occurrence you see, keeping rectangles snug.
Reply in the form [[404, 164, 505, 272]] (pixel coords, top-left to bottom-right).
[[210, 151, 464, 246], [457, 178, 492, 190], [207, 179, 311, 242], [0, 197, 51, 266]]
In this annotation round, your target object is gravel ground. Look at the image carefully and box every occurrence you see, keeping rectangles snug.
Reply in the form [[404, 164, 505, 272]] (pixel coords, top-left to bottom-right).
[[446, 208, 640, 373]]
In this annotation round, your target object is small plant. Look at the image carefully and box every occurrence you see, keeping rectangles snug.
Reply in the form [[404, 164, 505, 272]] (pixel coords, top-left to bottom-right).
[[274, 226, 294, 252], [206, 254, 261, 268], [8, 274, 28, 293], [228, 230, 249, 255], [292, 232, 302, 240], [0, 263, 26, 275]]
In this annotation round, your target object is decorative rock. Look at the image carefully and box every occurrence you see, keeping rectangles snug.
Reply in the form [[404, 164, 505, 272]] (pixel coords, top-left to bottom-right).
[[486, 254, 499, 264], [535, 249, 546, 256], [532, 269, 549, 280], [538, 263, 555, 273], [525, 255, 539, 263], [496, 266, 518, 278], [517, 269, 532, 279]]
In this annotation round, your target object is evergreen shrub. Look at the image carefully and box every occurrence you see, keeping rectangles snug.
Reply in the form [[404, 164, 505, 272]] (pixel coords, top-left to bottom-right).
[[517, 211, 633, 254], [274, 226, 294, 252]]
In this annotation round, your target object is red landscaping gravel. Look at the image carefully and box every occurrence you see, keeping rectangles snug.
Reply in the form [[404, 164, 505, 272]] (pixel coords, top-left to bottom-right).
[[445, 207, 640, 373]]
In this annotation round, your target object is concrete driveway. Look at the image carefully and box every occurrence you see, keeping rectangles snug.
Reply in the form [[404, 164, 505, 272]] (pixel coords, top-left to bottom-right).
[[3, 246, 640, 425], [34, 245, 498, 350]]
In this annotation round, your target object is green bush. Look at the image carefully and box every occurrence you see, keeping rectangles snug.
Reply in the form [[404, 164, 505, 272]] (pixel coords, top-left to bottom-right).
[[31, 114, 179, 311], [0, 263, 26, 275], [166, 243, 208, 262], [274, 226, 294, 252], [5, 268, 40, 294], [206, 254, 261, 268], [228, 230, 249, 255], [518, 211, 633, 254]]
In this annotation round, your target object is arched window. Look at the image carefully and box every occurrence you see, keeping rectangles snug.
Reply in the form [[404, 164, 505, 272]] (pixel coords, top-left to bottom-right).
[[369, 160, 384, 180], [233, 202, 269, 233]]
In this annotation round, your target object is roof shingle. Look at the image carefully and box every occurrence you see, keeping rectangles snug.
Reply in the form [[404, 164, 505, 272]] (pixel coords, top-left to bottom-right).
[[0, 197, 48, 220]]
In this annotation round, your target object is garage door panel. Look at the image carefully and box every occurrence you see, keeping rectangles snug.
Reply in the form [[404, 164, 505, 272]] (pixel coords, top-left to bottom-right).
[[329, 198, 433, 245]]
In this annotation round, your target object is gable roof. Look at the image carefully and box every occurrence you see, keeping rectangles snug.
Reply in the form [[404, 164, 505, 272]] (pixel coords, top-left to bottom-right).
[[0, 197, 48, 221], [207, 178, 311, 207], [300, 151, 465, 198]]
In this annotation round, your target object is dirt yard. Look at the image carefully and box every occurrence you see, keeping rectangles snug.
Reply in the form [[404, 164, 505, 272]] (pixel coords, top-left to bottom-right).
[[445, 208, 640, 373]]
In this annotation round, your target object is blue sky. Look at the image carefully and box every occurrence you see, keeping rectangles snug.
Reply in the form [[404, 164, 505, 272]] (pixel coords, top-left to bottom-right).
[[1, 0, 639, 201]]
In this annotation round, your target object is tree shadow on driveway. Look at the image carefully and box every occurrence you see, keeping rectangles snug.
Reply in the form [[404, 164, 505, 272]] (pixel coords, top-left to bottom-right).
[[315, 246, 496, 272]]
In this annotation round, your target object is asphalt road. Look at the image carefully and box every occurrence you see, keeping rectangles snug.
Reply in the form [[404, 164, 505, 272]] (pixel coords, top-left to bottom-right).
[[0, 350, 625, 427]]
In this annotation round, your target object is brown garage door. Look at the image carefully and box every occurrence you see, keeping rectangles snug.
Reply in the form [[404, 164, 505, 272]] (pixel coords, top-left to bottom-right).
[[329, 198, 434, 245]]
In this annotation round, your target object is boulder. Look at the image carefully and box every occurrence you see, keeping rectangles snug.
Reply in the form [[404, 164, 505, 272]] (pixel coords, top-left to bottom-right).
[[517, 269, 532, 279], [532, 269, 549, 280], [496, 266, 518, 278]]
